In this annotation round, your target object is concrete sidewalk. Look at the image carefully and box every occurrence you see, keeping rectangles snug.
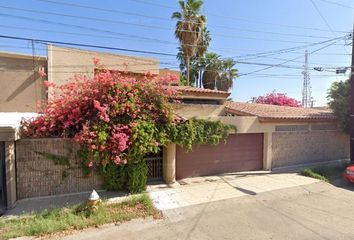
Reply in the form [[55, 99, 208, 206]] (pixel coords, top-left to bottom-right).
[[148, 172, 319, 210], [4, 190, 129, 216]]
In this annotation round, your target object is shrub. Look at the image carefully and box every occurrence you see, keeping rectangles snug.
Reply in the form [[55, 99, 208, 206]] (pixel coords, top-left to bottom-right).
[[21, 59, 235, 192]]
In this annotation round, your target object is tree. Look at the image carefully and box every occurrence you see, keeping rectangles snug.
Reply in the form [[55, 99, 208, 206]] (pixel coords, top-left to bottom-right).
[[216, 58, 238, 91], [253, 92, 301, 107], [172, 0, 206, 86], [327, 79, 350, 133], [201, 53, 238, 91]]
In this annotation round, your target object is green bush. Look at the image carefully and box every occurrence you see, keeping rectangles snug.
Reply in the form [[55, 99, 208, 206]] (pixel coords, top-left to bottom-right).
[[100, 163, 128, 191], [126, 161, 148, 193], [99, 161, 147, 193]]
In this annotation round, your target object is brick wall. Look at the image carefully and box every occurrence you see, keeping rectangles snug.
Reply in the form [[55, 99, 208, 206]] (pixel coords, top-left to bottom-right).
[[272, 131, 349, 168], [16, 138, 103, 200]]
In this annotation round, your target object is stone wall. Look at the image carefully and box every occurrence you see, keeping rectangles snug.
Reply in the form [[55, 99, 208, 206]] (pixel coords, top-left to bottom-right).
[[272, 131, 349, 168], [16, 138, 103, 200]]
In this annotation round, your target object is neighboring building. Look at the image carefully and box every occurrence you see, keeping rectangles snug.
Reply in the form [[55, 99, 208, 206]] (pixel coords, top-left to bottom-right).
[[0, 45, 176, 112], [0, 51, 47, 112], [47, 45, 160, 89]]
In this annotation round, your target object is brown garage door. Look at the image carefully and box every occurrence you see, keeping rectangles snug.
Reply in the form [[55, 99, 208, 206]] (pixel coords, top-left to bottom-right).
[[176, 133, 263, 179]]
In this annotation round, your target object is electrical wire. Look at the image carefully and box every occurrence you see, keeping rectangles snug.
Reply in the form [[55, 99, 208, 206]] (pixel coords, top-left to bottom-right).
[[128, 0, 349, 33], [0, 12, 342, 45]]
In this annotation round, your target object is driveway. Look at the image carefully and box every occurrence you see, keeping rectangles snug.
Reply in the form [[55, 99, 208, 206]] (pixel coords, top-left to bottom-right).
[[148, 172, 320, 210], [60, 176, 354, 240]]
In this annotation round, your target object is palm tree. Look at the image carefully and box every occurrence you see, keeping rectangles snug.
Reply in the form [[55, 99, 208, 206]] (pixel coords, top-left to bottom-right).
[[202, 52, 221, 89], [176, 27, 211, 87], [202, 54, 238, 92], [172, 0, 206, 86], [216, 58, 238, 91]]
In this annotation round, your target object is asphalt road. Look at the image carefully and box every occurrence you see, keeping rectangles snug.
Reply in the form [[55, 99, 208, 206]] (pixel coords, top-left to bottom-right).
[[61, 181, 354, 240]]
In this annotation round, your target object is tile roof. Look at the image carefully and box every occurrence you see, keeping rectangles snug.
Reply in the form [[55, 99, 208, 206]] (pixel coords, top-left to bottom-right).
[[225, 101, 336, 121], [167, 86, 230, 96]]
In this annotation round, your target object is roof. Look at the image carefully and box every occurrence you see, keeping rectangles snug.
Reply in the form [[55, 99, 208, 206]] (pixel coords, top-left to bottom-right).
[[0, 51, 46, 61], [167, 86, 230, 96], [225, 102, 336, 121]]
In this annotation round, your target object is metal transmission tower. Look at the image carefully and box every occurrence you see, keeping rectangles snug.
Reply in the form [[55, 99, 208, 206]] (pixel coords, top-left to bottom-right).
[[302, 50, 313, 108]]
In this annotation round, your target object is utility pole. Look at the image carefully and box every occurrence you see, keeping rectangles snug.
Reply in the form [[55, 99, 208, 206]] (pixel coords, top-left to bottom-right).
[[350, 19, 354, 163], [302, 50, 313, 108]]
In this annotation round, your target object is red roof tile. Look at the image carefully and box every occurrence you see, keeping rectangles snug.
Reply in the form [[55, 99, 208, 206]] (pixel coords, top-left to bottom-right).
[[167, 86, 230, 96], [225, 101, 336, 121]]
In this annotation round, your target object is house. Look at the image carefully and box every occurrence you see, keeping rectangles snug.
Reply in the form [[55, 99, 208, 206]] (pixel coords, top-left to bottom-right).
[[0, 46, 349, 210], [163, 95, 349, 181]]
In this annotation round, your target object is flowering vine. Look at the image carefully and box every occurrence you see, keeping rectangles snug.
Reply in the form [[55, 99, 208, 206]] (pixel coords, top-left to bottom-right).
[[21, 59, 235, 192]]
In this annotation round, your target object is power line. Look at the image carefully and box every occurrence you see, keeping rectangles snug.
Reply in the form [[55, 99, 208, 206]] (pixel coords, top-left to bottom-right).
[[0, 11, 341, 45], [37, 0, 346, 34], [238, 40, 339, 76], [0, 34, 176, 56], [128, 0, 349, 34], [0, 34, 348, 74], [233, 36, 346, 60], [309, 0, 350, 54], [318, 0, 354, 9], [0, 4, 333, 40]]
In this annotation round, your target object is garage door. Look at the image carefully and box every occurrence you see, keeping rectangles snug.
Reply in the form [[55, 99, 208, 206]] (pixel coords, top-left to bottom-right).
[[176, 133, 263, 179]]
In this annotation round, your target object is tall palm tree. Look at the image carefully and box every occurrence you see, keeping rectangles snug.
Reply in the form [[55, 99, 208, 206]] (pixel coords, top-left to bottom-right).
[[176, 27, 211, 87], [172, 0, 206, 86]]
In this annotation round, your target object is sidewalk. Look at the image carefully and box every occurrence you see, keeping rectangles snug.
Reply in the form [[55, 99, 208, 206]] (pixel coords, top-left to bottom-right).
[[4, 190, 129, 217], [148, 172, 319, 210]]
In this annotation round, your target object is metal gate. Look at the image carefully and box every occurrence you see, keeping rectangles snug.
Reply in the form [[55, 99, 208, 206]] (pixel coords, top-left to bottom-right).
[[146, 156, 163, 182]]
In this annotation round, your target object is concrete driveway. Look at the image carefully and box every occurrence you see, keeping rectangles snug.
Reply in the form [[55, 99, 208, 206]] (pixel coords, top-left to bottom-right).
[[148, 172, 320, 210], [59, 175, 354, 240]]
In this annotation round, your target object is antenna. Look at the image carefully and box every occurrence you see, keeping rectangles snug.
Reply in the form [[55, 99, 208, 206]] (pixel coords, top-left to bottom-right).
[[302, 50, 313, 108]]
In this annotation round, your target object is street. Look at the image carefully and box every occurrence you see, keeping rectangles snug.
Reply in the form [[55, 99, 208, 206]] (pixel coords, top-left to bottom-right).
[[60, 181, 354, 240]]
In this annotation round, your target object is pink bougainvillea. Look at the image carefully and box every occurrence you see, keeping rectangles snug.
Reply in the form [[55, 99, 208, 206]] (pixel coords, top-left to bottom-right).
[[254, 92, 301, 107], [21, 60, 179, 167]]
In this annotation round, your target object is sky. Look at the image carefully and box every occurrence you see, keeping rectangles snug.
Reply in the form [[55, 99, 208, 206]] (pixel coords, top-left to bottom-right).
[[0, 0, 353, 106]]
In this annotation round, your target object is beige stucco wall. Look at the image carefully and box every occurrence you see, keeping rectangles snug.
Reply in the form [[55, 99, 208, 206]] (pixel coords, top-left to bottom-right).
[[272, 131, 349, 168], [0, 52, 47, 112], [48, 45, 159, 91], [173, 104, 226, 118]]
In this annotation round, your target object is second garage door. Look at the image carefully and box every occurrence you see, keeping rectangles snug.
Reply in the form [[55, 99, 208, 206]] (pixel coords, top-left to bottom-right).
[[176, 133, 263, 179]]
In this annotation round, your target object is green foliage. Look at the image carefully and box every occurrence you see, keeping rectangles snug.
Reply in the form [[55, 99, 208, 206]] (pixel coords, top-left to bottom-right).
[[302, 168, 329, 182], [77, 148, 94, 176], [35, 151, 70, 166], [99, 161, 147, 193], [327, 79, 350, 133], [0, 194, 155, 239], [170, 118, 237, 150], [99, 162, 128, 191], [301, 163, 348, 182], [126, 161, 148, 193]]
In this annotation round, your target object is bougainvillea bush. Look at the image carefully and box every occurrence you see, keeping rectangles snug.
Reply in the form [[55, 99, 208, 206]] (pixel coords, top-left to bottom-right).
[[21, 60, 234, 193], [254, 92, 301, 107]]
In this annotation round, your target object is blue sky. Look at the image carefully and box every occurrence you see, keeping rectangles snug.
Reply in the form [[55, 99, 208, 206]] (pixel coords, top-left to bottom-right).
[[0, 0, 353, 106]]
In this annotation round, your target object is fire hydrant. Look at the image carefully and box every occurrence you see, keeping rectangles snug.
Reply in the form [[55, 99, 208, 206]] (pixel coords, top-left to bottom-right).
[[86, 189, 101, 210]]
